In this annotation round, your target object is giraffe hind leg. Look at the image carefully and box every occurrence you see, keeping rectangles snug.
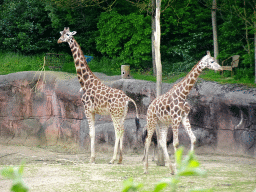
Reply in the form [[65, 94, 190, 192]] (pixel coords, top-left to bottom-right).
[[109, 115, 125, 164], [143, 123, 155, 174], [158, 125, 175, 175], [118, 134, 124, 164]]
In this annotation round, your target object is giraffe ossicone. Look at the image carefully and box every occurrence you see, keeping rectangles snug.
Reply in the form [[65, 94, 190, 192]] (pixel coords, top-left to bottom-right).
[[143, 51, 222, 174], [58, 27, 140, 164]]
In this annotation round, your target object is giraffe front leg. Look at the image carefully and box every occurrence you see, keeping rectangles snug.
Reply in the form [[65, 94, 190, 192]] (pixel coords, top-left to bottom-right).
[[181, 115, 196, 151], [86, 112, 96, 164], [172, 124, 180, 174]]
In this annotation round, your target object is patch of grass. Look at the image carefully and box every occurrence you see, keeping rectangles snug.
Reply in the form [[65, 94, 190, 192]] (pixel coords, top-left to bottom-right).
[[200, 70, 256, 87], [0, 52, 44, 75], [89, 57, 120, 76]]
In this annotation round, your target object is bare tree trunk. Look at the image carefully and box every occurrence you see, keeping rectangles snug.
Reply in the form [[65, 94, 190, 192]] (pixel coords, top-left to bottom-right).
[[254, 9, 256, 84], [152, 0, 156, 76], [212, 0, 219, 63], [155, 0, 165, 166], [244, 0, 252, 68]]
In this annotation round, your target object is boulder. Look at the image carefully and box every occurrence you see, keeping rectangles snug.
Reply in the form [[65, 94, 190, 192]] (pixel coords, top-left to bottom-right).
[[0, 71, 255, 157]]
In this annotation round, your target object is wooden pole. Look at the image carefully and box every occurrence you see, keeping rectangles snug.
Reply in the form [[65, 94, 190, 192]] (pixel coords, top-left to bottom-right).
[[152, 0, 156, 76], [155, 0, 165, 166]]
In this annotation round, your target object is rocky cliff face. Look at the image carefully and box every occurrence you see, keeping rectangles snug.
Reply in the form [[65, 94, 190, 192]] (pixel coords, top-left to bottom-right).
[[0, 71, 255, 156]]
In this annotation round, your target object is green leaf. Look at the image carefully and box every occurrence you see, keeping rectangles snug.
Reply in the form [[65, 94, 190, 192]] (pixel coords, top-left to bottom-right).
[[11, 182, 28, 192], [188, 159, 200, 168], [178, 168, 207, 177], [153, 182, 168, 192], [122, 178, 143, 192], [1, 167, 15, 180], [175, 147, 184, 167]]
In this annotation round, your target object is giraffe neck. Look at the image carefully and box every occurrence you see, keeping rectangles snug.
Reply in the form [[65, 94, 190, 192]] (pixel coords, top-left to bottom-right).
[[68, 38, 98, 88], [175, 60, 204, 99]]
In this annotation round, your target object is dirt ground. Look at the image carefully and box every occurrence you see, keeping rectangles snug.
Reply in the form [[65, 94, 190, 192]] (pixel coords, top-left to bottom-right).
[[0, 144, 255, 192]]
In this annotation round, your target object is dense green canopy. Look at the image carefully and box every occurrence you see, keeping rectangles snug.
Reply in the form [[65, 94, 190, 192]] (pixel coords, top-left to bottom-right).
[[0, 0, 255, 80]]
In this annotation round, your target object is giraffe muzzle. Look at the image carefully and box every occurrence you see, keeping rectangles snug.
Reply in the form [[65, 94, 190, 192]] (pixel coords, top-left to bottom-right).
[[57, 39, 63, 44]]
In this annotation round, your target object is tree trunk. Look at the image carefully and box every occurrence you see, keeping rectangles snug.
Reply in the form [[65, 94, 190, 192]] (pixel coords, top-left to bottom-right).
[[155, 0, 165, 166], [152, 0, 156, 76], [212, 0, 219, 63], [254, 9, 256, 84]]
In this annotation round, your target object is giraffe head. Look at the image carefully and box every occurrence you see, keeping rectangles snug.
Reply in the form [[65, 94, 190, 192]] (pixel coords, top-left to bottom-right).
[[57, 27, 77, 44], [200, 51, 222, 71]]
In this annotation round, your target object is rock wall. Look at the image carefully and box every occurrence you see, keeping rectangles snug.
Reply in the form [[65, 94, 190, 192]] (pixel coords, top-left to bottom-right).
[[0, 71, 255, 156]]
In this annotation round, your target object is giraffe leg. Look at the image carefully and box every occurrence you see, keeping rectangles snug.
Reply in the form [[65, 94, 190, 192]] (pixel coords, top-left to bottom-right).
[[86, 112, 96, 164], [152, 144, 155, 161], [109, 116, 124, 164], [172, 124, 180, 173], [143, 123, 155, 174], [118, 132, 124, 164], [158, 125, 175, 175], [182, 115, 196, 151]]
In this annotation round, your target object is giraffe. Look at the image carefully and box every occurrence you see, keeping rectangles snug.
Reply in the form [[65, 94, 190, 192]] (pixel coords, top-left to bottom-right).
[[143, 51, 223, 174], [58, 27, 140, 164]]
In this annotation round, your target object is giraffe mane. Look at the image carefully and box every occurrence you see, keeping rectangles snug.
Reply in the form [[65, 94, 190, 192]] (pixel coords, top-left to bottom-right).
[[174, 59, 202, 87]]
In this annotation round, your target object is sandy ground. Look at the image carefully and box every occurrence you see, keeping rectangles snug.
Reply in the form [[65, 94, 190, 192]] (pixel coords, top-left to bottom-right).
[[0, 144, 255, 192]]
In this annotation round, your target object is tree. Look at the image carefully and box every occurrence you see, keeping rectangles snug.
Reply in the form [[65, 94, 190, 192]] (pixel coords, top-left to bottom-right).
[[217, 0, 255, 81], [211, 0, 219, 63], [154, 0, 166, 166], [0, 0, 53, 54], [255, 8, 256, 84], [96, 11, 151, 68]]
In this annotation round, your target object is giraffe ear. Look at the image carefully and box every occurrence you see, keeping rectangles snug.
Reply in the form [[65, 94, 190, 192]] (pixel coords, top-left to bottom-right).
[[71, 31, 77, 36], [60, 31, 63, 35], [207, 51, 211, 56]]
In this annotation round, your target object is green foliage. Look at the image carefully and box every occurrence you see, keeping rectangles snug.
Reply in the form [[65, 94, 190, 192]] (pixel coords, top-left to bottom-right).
[[0, 0, 255, 81], [96, 11, 151, 69], [0, 0, 53, 54], [45, 1, 102, 57], [161, 0, 212, 67], [122, 178, 143, 192], [122, 147, 211, 192], [0, 163, 28, 192]]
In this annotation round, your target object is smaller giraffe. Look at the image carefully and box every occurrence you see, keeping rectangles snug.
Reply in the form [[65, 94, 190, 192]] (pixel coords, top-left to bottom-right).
[[58, 27, 140, 164], [143, 51, 222, 174]]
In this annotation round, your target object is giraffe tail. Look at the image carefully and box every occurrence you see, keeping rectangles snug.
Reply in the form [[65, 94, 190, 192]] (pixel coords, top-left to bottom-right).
[[128, 99, 140, 134]]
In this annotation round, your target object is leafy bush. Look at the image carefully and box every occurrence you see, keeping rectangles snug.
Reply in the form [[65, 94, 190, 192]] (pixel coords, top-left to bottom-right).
[[96, 11, 152, 69], [0, 163, 28, 192], [0, 0, 53, 54]]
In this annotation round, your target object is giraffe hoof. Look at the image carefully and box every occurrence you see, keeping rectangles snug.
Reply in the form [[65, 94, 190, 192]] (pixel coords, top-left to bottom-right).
[[109, 160, 114, 164], [143, 171, 148, 174], [117, 161, 122, 164]]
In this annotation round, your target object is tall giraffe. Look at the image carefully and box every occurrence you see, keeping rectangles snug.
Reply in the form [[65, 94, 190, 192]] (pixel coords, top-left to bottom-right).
[[143, 51, 222, 174], [58, 27, 140, 164]]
